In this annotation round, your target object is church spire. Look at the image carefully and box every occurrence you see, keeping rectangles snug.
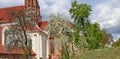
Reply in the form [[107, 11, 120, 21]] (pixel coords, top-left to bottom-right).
[[25, 0, 42, 23]]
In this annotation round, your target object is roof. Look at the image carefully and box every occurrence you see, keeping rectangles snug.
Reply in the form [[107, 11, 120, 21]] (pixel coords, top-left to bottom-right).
[[38, 21, 48, 30], [0, 6, 25, 23], [0, 6, 48, 30], [0, 45, 35, 55], [0, 4, 48, 55]]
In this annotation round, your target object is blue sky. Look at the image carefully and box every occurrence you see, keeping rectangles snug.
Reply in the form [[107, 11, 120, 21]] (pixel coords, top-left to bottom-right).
[[0, 0, 120, 41]]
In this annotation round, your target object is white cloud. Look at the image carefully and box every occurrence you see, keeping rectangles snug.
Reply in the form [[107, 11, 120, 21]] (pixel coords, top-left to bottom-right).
[[39, 0, 72, 20], [0, 0, 72, 20], [0, 0, 24, 8], [92, 1, 120, 30], [92, 0, 120, 40], [113, 34, 120, 41], [0, 0, 120, 40]]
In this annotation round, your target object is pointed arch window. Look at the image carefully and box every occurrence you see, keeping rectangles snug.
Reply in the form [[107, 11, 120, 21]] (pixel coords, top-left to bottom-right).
[[28, 0, 30, 7], [50, 37, 54, 54], [32, 0, 34, 7], [2, 27, 9, 45], [4, 29, 9, 44]]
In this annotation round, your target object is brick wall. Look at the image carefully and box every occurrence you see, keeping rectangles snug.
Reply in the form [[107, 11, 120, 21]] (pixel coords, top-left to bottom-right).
[[0, 27, 3, 45], [0, 54, 36, 59]]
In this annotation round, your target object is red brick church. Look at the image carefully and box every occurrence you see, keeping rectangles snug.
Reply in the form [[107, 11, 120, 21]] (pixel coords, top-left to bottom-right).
[[0, 0, 60, 59]]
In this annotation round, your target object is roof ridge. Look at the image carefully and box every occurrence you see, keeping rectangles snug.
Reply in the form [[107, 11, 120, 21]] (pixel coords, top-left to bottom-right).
[[0, 5, 25, 10]]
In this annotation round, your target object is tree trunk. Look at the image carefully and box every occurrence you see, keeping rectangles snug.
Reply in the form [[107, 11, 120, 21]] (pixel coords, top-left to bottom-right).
[[26, 54, 29, 59]]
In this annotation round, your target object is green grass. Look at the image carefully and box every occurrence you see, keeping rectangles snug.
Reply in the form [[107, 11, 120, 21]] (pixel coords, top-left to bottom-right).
[[75, 47, 120, 59]]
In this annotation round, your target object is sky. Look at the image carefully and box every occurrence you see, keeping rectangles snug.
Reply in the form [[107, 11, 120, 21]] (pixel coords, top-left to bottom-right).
[[0, 0, 120, 41]]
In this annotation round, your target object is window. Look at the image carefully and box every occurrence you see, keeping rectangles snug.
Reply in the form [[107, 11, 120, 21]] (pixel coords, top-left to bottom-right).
[[4, 30, 9, 44], [2, 27, 8, 45], [0, 18, 3, 20], [27, 38, 32, 48], [32, 0, 34, 7], [50, 37, 54, 54], [28, 0, 30, 7]]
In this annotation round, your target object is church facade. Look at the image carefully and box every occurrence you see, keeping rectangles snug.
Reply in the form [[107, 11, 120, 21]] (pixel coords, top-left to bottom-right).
[[0, 0, 52, 59], [0, 0, 61, 59]]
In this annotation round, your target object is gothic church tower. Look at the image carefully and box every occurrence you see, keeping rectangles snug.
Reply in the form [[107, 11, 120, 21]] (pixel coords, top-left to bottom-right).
[[25, 0, 42, 23]]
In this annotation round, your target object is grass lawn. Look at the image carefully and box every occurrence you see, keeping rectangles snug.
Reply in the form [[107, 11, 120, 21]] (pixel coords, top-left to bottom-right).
[[75, 46, 120, 59]]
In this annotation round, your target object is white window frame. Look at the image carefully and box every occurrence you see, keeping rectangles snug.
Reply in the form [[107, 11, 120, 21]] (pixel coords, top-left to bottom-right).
[[2, 26, 8, 45]]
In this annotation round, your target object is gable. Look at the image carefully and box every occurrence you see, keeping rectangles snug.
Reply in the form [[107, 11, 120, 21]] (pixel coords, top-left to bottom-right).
[[38, 21, 48, 30]]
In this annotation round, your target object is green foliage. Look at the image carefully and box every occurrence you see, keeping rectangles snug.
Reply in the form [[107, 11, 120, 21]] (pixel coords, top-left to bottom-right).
[[69, 1, 92, 26], [61, 43, 72, 59], [45, 14, 71, 39], [69, 1, 106, 50], [40, 57, 42, 59], [96, 29, 114, 48], [85, 23, 105, 49], [69, 0, 92, 49], [45, 14, 73, 59], [112, 38, 120, 47], [75, 47, 120, 59], [5, 10, 36, 59]]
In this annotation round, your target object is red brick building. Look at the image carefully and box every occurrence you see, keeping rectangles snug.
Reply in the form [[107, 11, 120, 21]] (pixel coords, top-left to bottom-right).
[[0, 0, 49, 59], [0, 0, 62, 59]]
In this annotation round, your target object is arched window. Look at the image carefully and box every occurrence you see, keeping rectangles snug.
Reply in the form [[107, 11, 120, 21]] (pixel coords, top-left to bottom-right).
[[50, 37, 54, 54], [2, 27, 9, 45]]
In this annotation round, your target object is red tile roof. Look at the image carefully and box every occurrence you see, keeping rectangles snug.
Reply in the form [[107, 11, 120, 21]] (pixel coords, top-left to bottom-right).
[[38, 21, 48, 30], [0, 6, 48, 30], [0, 4, 48, 55], [0, 6, 25, 23]]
